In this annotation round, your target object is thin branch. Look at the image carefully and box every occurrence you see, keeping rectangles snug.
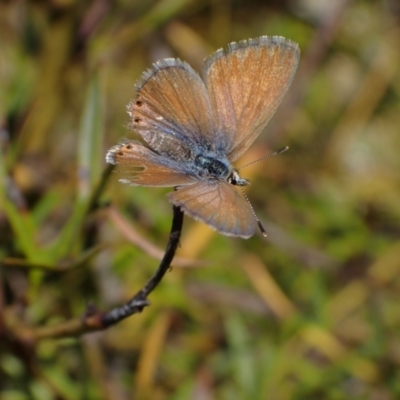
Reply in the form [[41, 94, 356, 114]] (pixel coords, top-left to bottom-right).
[[9, 206, 184, 341], [101, 205, 184, 327]]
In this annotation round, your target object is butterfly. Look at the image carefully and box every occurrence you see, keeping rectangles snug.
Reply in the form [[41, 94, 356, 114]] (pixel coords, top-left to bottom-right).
[[106, 36, 299, 238]]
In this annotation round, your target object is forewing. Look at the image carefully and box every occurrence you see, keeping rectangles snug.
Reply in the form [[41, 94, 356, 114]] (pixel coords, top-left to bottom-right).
[[129, 59, 216, 161], [167, 181, 256, 238], [106, 140, 195, 187], [204, 36, 300, 161]]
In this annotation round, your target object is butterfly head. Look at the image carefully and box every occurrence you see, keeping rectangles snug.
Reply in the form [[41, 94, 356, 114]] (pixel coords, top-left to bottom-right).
[[227, 169, 249, 187]]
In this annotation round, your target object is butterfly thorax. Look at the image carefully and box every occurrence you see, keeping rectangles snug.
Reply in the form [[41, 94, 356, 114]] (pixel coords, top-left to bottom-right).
[[194, 154, 229, 179], [194, 154, 249, 186]]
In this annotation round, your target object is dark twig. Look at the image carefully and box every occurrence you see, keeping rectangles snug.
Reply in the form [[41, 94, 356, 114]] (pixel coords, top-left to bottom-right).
[[101, 205, 184, 326], [9, 206, 184, 341]]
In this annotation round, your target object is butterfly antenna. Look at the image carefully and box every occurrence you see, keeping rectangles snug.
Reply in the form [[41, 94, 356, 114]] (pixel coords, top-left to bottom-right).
[[239, 187, 267, 237], [238, 146, 289, 171]]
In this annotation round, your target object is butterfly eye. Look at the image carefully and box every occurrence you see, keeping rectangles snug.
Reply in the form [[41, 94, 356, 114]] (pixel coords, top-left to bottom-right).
[[135, 100, 143, 107]]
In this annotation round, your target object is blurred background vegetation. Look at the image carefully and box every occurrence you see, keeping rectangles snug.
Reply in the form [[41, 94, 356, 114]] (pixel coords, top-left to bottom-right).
[[1, 0, 400, 399]]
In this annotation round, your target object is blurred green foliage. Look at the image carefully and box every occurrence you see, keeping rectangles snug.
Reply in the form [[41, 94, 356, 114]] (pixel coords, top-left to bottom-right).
[[1, 0, 400, 399]]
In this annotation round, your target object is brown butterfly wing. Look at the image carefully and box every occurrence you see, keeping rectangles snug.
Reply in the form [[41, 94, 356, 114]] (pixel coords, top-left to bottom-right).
[[203, 36, 300, 161], [167, 181, 256, 238], [106, 140, 195, 187], [129, 59, 217, 160]]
